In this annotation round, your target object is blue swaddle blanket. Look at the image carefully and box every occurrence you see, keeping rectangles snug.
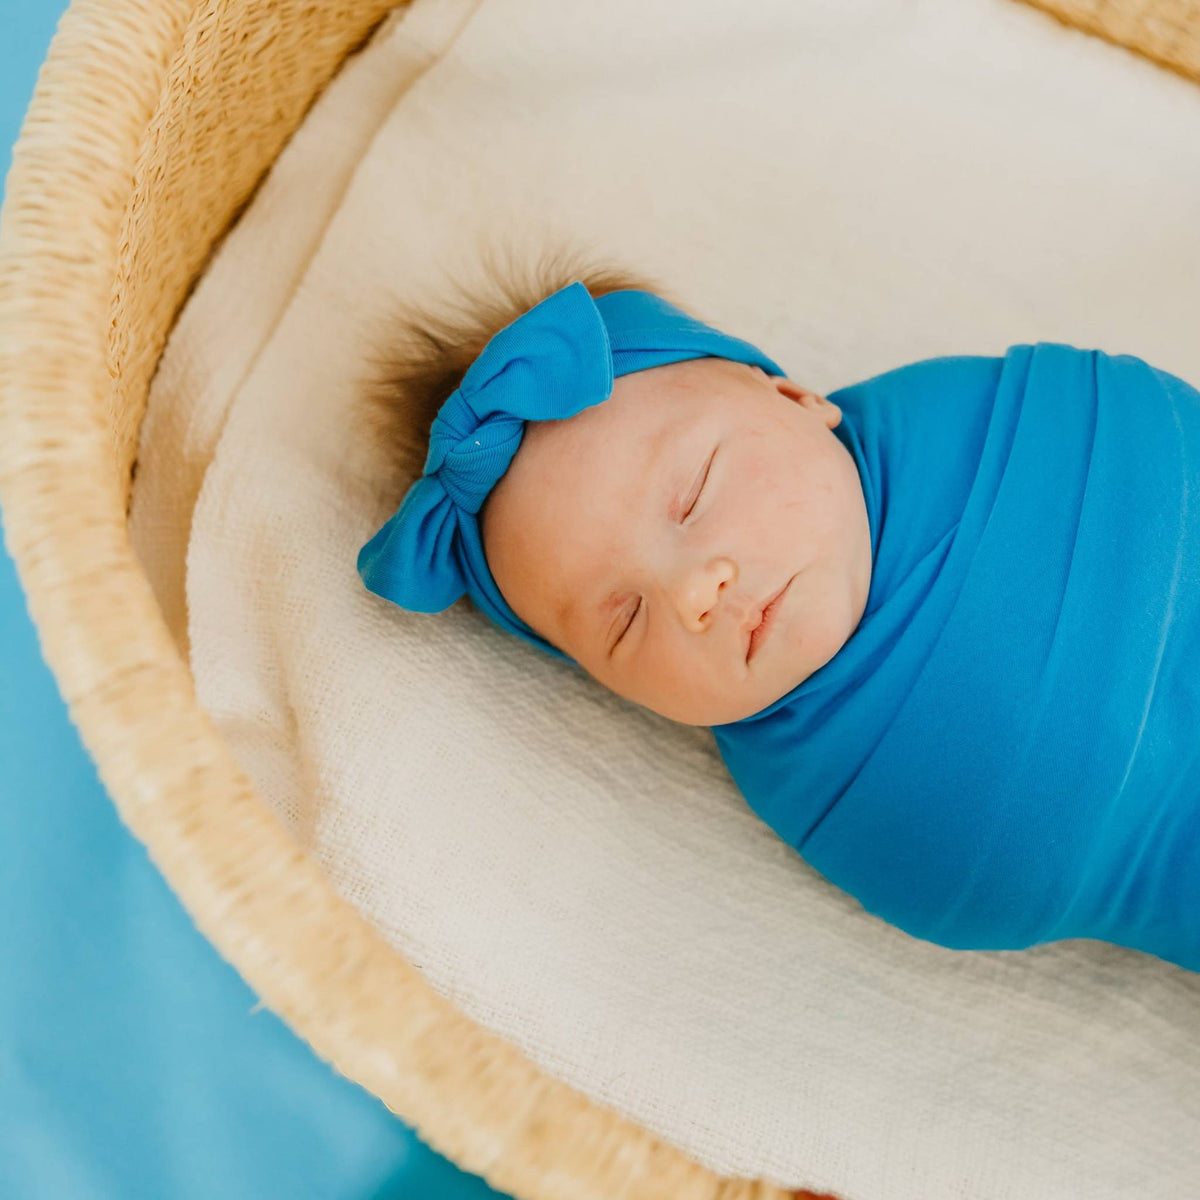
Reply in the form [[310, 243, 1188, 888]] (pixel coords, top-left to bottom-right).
[[357, 282, 1200, 973], [712, 343, 1200, 972]]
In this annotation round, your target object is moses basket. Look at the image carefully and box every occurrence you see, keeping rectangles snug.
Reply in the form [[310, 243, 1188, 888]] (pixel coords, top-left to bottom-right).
[[2, 2, 1199, 1197]]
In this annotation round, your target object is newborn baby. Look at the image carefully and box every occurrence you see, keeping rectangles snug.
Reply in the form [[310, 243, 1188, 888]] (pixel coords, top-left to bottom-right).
[[482, 349, 871, 727], [357, 256, 1200, 975]]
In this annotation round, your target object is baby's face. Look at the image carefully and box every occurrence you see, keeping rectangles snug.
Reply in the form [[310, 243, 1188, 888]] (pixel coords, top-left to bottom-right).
[[480, 357, 873, 725]]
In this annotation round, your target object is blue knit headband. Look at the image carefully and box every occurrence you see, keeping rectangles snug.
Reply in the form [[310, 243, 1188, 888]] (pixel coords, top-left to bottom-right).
[[356, 281, 784, 661]]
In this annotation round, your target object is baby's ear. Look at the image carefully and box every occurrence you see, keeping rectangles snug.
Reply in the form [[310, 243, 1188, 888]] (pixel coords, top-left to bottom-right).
[[771, 376, 825, 404], [772, 376, 841, 427]]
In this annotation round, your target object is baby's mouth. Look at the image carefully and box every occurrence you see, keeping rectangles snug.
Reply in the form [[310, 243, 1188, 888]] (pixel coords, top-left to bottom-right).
[[745, 575, 795, 664]]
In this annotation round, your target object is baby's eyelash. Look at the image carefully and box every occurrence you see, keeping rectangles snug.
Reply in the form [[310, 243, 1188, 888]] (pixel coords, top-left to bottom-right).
[[682, 446, 717, 522], [615, 599, 641, 647]]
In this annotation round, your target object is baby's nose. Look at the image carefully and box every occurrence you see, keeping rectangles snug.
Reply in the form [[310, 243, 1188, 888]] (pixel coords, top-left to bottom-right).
[[675, 556, 738, 631]]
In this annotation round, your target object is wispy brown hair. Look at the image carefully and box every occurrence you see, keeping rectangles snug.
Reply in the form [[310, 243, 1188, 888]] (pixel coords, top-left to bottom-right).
[[353, 241, 680, 510]]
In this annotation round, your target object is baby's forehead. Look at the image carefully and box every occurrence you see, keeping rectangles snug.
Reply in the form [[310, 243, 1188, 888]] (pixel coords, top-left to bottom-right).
[[521, 355, 757, 473], [604, 355, 756, 420]]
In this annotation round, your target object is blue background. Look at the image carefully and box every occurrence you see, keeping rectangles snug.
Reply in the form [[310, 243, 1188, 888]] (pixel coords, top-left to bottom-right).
[[0, 3, 511, 1196]]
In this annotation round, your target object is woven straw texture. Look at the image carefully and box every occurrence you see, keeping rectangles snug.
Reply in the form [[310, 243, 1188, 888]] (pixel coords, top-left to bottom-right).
[[0, 1, 1196, 1197]]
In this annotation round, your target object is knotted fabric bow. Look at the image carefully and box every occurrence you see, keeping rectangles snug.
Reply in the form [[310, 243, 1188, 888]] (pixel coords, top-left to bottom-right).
[[357, 280, 784, 660]]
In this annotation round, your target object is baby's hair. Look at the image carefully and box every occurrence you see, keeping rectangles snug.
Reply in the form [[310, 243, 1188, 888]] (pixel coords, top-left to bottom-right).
[[354, 240, 678, 510]]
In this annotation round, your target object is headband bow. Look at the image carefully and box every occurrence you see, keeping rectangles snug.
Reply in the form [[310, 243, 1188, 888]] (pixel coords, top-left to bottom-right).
[[357, 281, 784, 661]]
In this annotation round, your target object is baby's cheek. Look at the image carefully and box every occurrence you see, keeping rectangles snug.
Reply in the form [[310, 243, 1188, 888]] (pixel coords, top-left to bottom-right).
[[744, 471, 809, 549], [641, 633, 699, 712]]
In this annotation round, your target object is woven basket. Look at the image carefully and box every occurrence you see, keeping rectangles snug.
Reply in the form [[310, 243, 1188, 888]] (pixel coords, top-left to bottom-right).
[[1, 2, 1198, 1197]]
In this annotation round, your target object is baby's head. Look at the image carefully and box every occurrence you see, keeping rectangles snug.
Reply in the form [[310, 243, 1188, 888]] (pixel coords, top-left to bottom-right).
[[358, 249, 872, 726]]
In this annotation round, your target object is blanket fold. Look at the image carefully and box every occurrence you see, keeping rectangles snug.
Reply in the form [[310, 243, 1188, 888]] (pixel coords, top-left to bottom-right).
[[714, 343, 1200, 971]]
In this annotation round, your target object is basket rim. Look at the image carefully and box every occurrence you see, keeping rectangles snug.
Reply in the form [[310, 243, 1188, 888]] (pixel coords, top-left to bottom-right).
[[0, 4, 800, 1198]]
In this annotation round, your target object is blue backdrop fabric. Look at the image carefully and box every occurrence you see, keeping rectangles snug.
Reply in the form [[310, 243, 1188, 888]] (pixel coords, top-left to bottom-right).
[[1, 4, 508, 1196]]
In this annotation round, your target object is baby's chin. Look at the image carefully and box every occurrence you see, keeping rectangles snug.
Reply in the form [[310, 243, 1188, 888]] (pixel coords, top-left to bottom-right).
[[708, 675, 807, 726], [638, 669, 806, 727], [597, 636, 834, 726]]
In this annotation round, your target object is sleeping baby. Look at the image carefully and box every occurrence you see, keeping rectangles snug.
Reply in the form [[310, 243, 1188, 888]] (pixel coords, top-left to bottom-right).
[[356, 250, 1200, 976]]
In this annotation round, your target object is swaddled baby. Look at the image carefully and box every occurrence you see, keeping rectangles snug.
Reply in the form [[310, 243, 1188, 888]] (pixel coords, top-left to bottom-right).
[[357, 251, 1200, 975]]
